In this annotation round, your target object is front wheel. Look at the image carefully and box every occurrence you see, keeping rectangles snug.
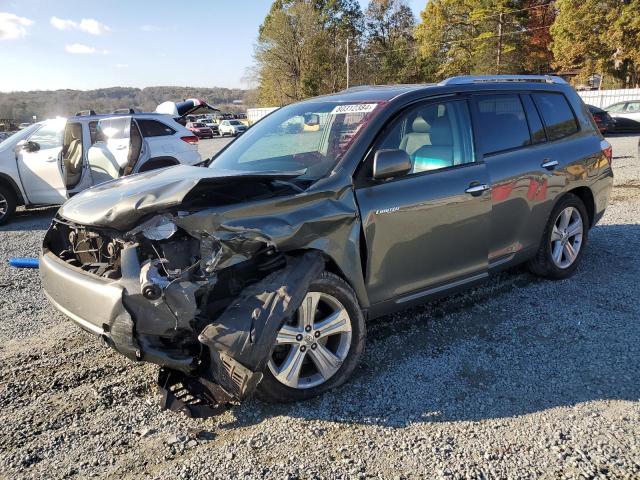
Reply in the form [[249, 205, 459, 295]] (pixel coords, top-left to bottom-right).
[[0, 185, 17, 225], [256, 272, 366, 403], [528, 193, 589, 280]]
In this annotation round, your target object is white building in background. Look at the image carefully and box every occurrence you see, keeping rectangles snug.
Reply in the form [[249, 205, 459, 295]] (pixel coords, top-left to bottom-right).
[[247, 107, 279, 125]]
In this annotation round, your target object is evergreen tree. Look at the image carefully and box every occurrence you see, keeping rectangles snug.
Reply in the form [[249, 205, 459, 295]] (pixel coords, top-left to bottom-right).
[[550, 0, 617, 85], [361, 0, 418, 84], [255, 0, 364, 105]]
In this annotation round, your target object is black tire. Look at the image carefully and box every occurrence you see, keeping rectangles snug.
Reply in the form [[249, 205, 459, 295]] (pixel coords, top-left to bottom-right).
[[0, 184, 17, 226], [528, 193, 589, 280], [256, 271, 366, 403]]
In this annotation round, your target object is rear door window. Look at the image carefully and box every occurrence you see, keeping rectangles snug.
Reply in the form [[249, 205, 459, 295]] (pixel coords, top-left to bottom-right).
[[531, 92, 578, 141], [137, 119, 175, 137], [98, 117, 130, 140], [473, 94, 531, 155], [521, 95, 547, 144]]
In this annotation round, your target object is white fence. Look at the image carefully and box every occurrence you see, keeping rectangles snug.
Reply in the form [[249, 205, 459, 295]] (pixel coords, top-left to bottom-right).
[[577, 88, 640, 109], [247, 107, 279, 125]]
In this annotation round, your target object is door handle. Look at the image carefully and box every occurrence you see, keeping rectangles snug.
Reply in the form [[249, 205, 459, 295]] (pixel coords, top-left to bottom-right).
[[45, 156, 57, 162], [465, 183, 491, 196], [541, 159, 559, 170], [116, 145, 127, 151]]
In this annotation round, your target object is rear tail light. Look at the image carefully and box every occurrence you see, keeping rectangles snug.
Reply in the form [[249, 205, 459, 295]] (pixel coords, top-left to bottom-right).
[[600, 139, 612, 165], [181, 135, 199, 144]]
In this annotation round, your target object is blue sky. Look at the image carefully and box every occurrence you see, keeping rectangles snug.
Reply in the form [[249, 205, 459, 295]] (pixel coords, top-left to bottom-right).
[[0, 0, 426, 92]]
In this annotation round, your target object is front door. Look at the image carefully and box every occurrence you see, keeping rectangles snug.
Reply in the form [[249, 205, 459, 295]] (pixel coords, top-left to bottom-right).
[[355, 98, 491, 305], [16, 120, 66, 205]]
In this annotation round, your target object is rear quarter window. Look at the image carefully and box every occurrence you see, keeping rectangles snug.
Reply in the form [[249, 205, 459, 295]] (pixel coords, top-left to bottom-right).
[[137, 119, 176, 137], [531, 92, 579, 141], [474, 94, 531, 155]]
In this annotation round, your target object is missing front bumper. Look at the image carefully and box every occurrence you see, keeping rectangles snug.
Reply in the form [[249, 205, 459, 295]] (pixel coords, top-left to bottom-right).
[[41, 244, 325, 416]]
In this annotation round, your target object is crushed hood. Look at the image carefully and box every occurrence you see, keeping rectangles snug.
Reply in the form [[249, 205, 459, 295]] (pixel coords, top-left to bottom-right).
[[57, 165, 304, 230]]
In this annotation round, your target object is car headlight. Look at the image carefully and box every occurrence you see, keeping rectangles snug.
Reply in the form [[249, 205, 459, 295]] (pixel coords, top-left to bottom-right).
[[140, 215, 178, 241]]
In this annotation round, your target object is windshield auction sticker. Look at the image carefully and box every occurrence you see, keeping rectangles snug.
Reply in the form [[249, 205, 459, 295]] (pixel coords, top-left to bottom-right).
[[330, 104, 378, 115]]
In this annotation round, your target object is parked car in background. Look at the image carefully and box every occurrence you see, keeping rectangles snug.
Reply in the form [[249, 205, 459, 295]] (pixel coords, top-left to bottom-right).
[[587, 105, 615, 133], [201, 119, 220, 135], [219, 119, 247, 136], [18, 122, 32, 130], [0, 132, 15, 142], [0, 106, 204, 224], [186, 122, 215, 139], [40, 75, 612, 410], [604, 100, 640, 131]]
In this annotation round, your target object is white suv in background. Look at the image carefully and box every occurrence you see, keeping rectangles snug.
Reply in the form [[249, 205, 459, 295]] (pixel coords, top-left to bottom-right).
[[0, 99, 216, 224], [219, 120, 248, 136]]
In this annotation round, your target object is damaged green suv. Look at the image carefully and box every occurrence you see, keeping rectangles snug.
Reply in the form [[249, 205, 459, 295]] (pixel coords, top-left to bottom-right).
[[41, 76, 613, 410]]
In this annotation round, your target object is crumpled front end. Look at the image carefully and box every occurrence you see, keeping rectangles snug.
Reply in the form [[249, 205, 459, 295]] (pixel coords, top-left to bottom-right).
[[41, 213, 327, 413]]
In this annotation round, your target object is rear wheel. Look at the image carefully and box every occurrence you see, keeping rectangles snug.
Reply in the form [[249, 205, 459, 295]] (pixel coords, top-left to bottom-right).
[[0, 185, 17, 225], [528, 193, 589, 280], [256, 272, 366, 403]]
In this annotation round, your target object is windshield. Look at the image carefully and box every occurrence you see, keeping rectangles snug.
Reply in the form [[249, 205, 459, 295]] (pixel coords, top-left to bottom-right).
[[210, 101, 382, 180], [193, 123, 205, 127], [229, 120, 242, 125]]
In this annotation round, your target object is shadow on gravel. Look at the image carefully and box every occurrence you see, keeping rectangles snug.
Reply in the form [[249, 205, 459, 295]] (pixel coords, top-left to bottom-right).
[[224, 223, 640, 429], [0, 207, 56, 233]]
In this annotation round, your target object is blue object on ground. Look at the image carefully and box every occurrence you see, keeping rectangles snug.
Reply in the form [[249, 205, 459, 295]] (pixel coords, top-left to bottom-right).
[[8, 257, 39, 268]]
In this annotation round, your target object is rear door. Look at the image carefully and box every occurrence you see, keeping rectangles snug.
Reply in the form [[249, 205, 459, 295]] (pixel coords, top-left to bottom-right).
[[355, 98, 491, 305], [16, 120, 66, 204], [473, 91, 580, 265], [87, 116, 146, 185]]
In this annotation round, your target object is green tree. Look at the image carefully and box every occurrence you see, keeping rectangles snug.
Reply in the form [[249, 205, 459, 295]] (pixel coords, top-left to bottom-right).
[[361, 0, 418, 84], [415, 0, 530, 81], [415, 0, 478, 80], [550, 0, 617, 85], [255, 0, 364, 105], [609, 0, 640, 86]]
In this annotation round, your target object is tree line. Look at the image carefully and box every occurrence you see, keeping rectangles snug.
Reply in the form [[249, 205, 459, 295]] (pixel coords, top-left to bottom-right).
[[0, 86, 248, 124], [254, 0, 640, 106]]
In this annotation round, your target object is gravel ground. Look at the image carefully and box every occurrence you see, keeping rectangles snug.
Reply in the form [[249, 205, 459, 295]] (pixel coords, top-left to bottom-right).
[[0, 135, 639, 479]]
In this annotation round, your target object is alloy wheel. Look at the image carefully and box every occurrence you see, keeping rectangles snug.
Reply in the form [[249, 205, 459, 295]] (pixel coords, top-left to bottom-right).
[[268, 291, 352, 389], [0, 192, 8, 221], [550, 206, 584, 269]]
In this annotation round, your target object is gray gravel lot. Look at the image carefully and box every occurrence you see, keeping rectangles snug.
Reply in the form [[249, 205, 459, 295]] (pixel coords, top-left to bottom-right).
[[0, 135, 639, 479]]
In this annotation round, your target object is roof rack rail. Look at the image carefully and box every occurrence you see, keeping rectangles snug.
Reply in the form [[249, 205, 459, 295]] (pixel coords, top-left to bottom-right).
[[75, 109, 97, 116], [113, 108, 136, 114], [438, 75, 567, 86]]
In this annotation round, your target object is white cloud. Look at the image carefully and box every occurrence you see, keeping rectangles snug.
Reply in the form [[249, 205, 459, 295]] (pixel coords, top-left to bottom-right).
[[114, 63, 128, 68], [50, 16, 76, 30], [65, 43, 109, 55], [0, 12, 34, 40], [79, 18, 110, 35], [51, 16, 110, 35]]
